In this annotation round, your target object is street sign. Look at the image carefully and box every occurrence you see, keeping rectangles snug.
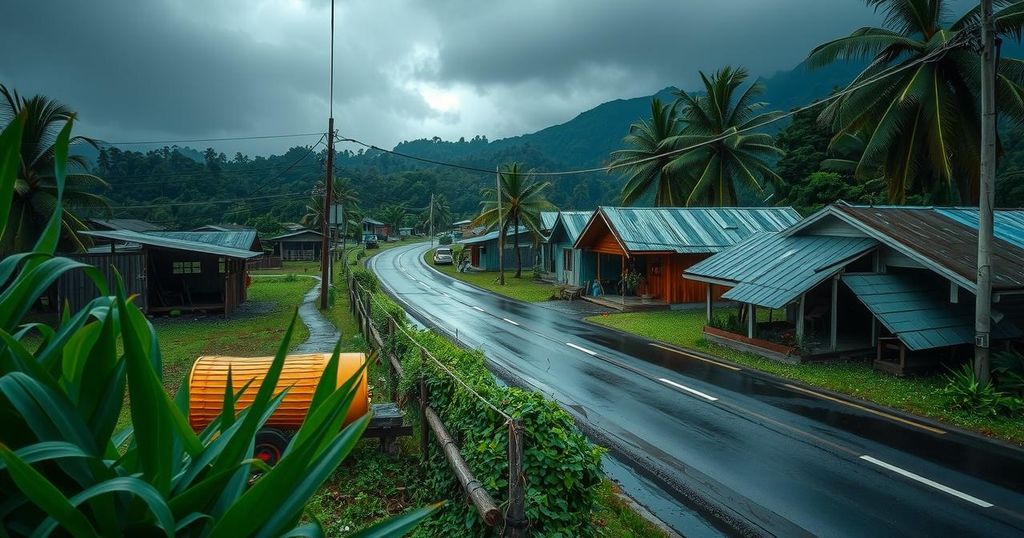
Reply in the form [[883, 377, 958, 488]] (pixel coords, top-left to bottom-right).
[[329, 203, 343, 226]]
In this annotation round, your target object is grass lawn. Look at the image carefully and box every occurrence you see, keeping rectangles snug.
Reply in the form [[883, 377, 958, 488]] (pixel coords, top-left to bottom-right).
[[423, 248, 560, 303], [587, 309, 1024, 445]]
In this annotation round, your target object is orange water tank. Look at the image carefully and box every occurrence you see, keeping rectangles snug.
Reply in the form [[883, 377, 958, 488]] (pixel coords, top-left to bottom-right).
[[188, 353, 369, 431]]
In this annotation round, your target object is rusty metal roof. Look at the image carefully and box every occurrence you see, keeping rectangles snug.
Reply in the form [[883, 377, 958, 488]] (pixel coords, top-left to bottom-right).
[[828, 205, 1024, 291], [582, 207, 801, 254], [81, 230, 262, 259]]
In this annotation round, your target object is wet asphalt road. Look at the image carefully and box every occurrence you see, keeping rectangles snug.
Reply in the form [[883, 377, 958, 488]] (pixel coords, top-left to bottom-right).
[[370, 243, 1024, 537]]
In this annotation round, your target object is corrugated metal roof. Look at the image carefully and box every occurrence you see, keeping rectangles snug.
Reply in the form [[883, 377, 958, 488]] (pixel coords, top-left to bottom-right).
[[362, 218, 385, 225], [540, 211, 559, 232], [81, 230, 262, 259], [89, 218, 165, 232], [685, 232, 877, 308], [832, 205, 1024, 291], [842, 273, 1021, 351], [149, 230, 258, 251], [547, 211, 594, 245], [458, 226, 532, 245], [193, 223, 252, 232], [266, 229, 323, 241], [598, 207, 802, 253], [936, 208, 1024, 248]]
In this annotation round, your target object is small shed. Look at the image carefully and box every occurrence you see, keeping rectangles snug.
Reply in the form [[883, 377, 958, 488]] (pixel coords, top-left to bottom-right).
[[451, 219, 473, 239], [266, 229, 324, 261], [458, 227, 536, 271], [546, 211, 594, 286], [72, 230, 263, 316], [362, 218, 391, 238], [574, 207, 801, 307]]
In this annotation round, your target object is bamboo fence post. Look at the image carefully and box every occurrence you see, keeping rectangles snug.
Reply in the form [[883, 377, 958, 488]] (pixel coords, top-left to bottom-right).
[[506, 419, 526, 537], [419, 348, 429, 462], [425, 407, 501, 526]]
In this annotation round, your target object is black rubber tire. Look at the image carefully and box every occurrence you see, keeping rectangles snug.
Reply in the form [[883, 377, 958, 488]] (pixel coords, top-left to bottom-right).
[[254, 428, 291, 467]]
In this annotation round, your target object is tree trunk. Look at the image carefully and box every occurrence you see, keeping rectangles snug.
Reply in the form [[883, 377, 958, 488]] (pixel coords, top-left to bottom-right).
[[514, 212, 522, 278]]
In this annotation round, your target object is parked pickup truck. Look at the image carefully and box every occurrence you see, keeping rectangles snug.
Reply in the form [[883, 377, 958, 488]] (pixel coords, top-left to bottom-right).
[[432, 247, 453, 265]]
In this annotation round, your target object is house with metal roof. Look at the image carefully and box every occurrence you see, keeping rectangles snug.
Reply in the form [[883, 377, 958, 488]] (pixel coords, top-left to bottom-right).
[[265, 229, 324, 261], [88, 218, 165, 233], [573, 207, 802, 309], [458, 227, 537, 271], [67, 229, 264, 317], [544, 211, 594, 286], [361, 218, 391, 239], [684, 203, 1024, 374]]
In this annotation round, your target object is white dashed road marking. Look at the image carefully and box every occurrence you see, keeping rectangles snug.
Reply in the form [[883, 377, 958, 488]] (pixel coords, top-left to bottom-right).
[[859, 455, 993, 508], [566, 342, 598, 356], [658, 378, 719, 402], [502, 318, 520, 326], [472, 306, 485, 312]]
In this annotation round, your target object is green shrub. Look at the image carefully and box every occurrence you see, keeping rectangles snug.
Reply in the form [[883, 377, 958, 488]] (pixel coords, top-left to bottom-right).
[[370, 291, 604, 536], [943, 362, 1024, 417], [351, 268, 380, 294], [439, 234, 453, 246], [0, 115, 437, 536], [993, 349, 1024, 396], [709, 312, 744, 333]]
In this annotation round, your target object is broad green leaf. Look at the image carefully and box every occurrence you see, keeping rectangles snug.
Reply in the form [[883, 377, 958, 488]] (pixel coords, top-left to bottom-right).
[[308, 341, 341, 413], [221, 366, 235, 430], [348, 503, 443, 538], [0, 113, 25, 242], [0, 445, 99, 538], [30, 120, 73, 257], [34, 477, 175, 538]]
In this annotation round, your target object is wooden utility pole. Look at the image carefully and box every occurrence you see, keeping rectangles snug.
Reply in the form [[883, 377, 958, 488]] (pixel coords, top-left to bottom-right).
[[319, 0, 336, 310], [429, 193, 435, 248], [496, 166, 505, 286], [975, 0, 996, 383]]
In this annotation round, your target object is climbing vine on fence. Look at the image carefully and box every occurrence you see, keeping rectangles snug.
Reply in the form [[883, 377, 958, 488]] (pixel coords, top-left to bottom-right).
[[351, 269, 605, 536]]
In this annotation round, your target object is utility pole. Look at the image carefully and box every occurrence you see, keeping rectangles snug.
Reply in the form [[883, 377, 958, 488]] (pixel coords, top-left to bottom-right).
[[429, 193, 435, 248], [496, 166, 505, 286], [975, 0, 996, 383], [319, 0, 336, 310]]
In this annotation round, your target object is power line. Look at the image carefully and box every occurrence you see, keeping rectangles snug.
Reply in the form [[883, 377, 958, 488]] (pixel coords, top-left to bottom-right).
[[111, 191, 311, 210], [102, 163, 325, 185], [336, 29, 973, 179], [91, 131, 325, 146]]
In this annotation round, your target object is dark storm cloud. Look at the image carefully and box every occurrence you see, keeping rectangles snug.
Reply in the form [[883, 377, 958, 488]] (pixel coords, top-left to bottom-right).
[[0, 0, 912, 154]]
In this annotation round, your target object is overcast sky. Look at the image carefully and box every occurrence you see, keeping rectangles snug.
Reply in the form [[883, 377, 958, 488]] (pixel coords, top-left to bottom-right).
[[1, 1, 930, 156]]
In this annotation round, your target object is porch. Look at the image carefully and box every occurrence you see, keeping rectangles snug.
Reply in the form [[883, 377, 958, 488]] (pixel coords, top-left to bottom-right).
[[581, 293, 670, 312]]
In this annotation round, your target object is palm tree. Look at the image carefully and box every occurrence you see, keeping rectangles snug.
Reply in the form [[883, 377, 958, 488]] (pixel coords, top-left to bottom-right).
[[379, 204, 407, 236], [421, 193, 451, 236], [663, 67, 785, 206], [0, 85, 108, 255], [609, 98, 686, 206], [472, 163, 555, 279], [807, 0, 1024, 204]]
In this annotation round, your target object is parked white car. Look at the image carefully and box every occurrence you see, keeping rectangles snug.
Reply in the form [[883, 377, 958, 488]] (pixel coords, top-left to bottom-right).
[[432, 247, 453, 265]]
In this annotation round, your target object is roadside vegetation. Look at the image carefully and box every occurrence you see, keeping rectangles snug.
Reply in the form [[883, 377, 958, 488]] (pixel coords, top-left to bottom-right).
[[424, 245, 560, 302], [587, 309, 1024, 445]]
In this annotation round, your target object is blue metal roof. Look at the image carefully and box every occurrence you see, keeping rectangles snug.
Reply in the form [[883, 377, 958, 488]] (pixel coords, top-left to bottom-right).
[[81, 230, 263, 259], [685, 232, 877, 309], [936, 208, 1024, 249], [458, 226, 532, 245], [547, 211, 593, 245], [149, 230, 258, 251], [540, 211, 559, 232], [598, 207, 801, 254], [842, 273, 1021, 351]]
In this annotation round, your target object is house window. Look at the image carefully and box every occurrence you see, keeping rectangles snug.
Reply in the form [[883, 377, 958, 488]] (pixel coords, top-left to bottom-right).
[[218, 257, 226, 274], [563, 248, 573, 271], [172, 261, 202, 274]]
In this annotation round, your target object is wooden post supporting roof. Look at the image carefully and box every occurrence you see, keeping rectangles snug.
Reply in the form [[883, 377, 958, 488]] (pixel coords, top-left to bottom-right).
[[705, 284, 712, 324], [830, 277, 839, 351], [747, 304, 755, 338], [796, 294, 805, 341]]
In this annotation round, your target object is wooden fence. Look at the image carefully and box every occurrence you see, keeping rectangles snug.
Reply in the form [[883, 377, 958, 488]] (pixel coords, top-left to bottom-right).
[[348, 277, 527, 536]]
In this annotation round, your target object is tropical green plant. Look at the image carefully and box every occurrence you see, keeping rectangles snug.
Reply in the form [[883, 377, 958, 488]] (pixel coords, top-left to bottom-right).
[[943, 362, 1024, 417], [0, 84, 109, 256], [609, 98, 686, 206], [663, 66, 785, 206], [472, 162, 555, 278], [379, 204, 407, 236], [421, 193, 451, 235], [0, 115, 437, 536], [993, 349, 1024, 396], [807, 0, 1024, 204]]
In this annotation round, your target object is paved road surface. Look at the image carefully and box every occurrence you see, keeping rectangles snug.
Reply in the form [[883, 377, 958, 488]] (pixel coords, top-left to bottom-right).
[[370, 243, 1024, 537]]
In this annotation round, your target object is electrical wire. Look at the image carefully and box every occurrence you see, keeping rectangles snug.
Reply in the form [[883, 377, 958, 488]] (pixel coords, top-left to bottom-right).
[[335, 28, 975, 179], [88, 131, 325, 146]]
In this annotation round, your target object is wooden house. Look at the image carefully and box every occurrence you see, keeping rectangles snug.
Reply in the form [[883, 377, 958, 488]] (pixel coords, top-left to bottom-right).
[[451, 219, 473, 239], [361, 218, 391, 238], [573, 207, 801, 309], [546, 211, 594, 286], [266, 229, 324, 261], [70, 229, 263, 316], [458, 227, 537, 271], [684, 204, 1024, 374]]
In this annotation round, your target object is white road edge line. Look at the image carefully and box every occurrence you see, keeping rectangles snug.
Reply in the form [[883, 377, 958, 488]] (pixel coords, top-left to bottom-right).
[[658, 378, 719, 402], [502, 318, 520, 326], [472, 306, 485, 312], [566, 342, 598, 356], [859, 455, 993, 508]]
